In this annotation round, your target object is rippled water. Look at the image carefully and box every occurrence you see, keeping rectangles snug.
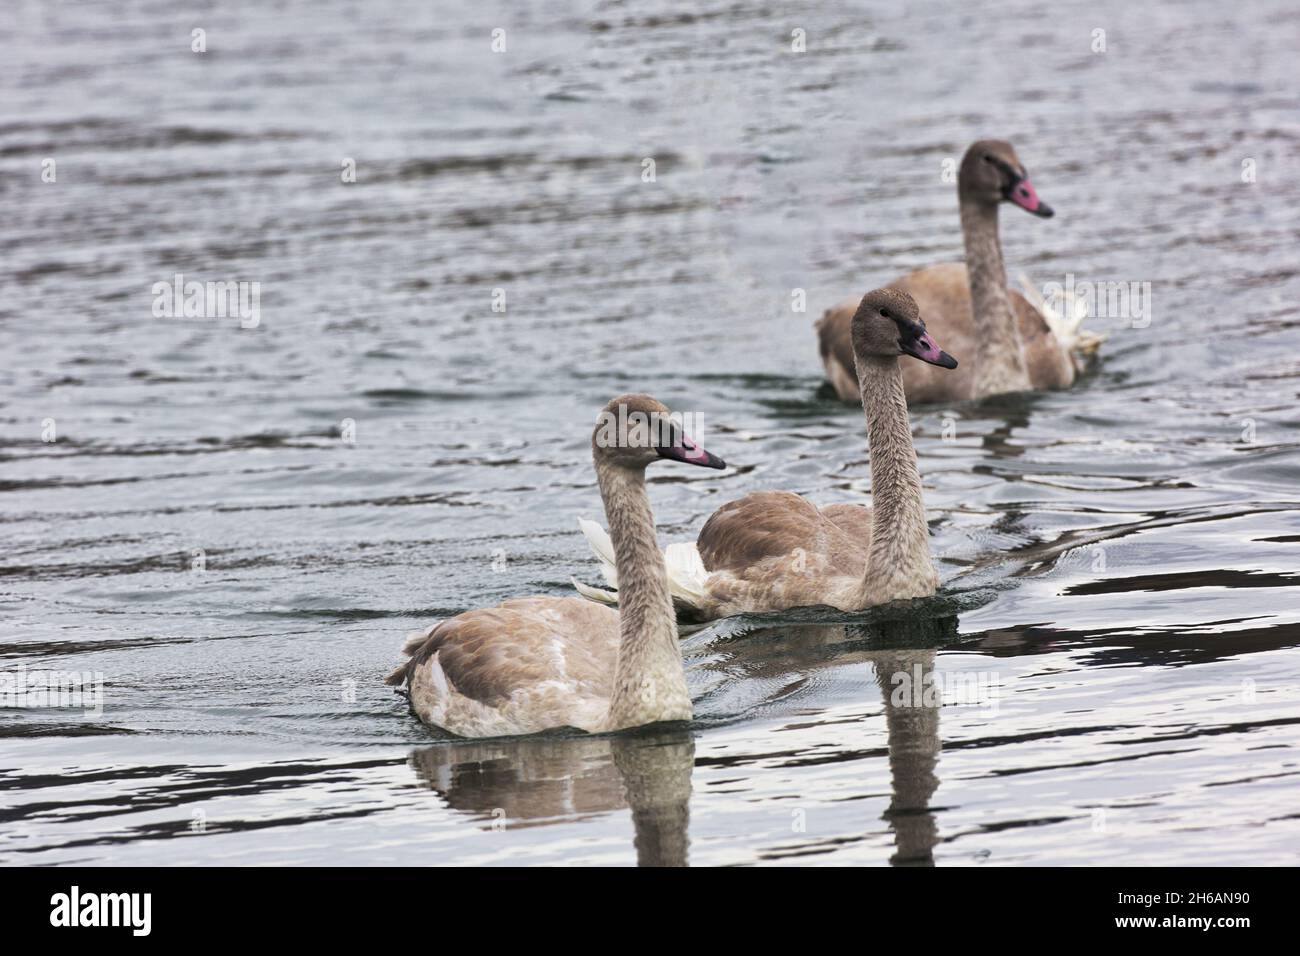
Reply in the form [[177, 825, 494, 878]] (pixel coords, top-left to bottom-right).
[[3, 0, 1299, 865]]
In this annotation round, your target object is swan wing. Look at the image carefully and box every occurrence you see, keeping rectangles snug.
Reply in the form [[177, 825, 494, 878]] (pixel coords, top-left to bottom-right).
[[574, 518, 712, 615], [1017, 271, 1106, 360], [664, 540, 710, 608], [578, 517, 619, 588], [570, 576, 618, 604]]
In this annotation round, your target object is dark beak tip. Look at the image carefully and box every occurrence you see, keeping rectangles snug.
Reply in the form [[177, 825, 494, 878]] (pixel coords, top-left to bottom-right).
[[661, 445, 727, 470], [1037, 203, 1055, 219]]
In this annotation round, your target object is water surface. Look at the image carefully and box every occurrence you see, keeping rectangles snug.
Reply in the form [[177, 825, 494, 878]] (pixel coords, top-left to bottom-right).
[[2, 0, 1299, 865]]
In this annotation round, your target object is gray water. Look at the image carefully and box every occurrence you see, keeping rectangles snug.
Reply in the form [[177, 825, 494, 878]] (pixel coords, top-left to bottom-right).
[[2, 0, 1299, 866]]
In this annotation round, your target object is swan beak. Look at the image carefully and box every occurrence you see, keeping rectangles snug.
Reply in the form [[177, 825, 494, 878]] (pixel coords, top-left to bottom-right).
[[902, 331, 958, 369], [1006, 176, 1054, 218], [658, 433, 727, 470]]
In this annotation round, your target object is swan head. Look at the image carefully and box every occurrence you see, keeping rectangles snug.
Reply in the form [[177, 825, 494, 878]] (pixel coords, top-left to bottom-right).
[[592, 393, 726, 471], [961, 139, 1054, 218], [851, 289, 958, 370]]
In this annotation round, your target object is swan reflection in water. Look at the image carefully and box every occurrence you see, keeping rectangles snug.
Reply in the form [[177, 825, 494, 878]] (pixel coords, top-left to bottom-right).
[[408, 727, 695, 866], [874, 645, 942, 867], [405, 612, 955, 866]]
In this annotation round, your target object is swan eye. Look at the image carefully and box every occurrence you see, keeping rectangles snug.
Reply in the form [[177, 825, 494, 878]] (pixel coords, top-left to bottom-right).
[[879, 309, 889, 318], [982, 154, 994, 163]]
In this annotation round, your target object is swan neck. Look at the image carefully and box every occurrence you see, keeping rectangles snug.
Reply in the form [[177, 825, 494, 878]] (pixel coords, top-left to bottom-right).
[[594, 458, 691, 730], [960, 200, 1030, 395], [856, 357, 936, 605]]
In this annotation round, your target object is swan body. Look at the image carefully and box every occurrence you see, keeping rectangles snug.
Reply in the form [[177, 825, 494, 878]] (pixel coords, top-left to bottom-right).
[[819, 264, 1078, 404], [391, 597, 622, 737], [576, 290, 954, 620], [388, 394, 726, 738], [578, 494, 926, 617], [818, 140, 1101, 404]]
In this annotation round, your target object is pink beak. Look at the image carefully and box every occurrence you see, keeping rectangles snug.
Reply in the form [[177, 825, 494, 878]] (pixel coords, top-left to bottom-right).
[[902, 331, 958, 369], [657, 433, 727, 470], [1006, 177, 1054, 218]]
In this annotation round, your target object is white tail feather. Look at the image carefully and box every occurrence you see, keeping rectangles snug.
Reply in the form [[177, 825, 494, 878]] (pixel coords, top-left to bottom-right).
[[575, 518, 710, 613], [664, 541, 710, 608], [400, 623, 438, 656], [578, 517, 619, 587], [570, 576, 619, 604], [1018, 272, 1106, 362]]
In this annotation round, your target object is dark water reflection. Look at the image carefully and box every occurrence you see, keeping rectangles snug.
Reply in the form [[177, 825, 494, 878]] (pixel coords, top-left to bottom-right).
[[3, 0, 1300, 864]]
